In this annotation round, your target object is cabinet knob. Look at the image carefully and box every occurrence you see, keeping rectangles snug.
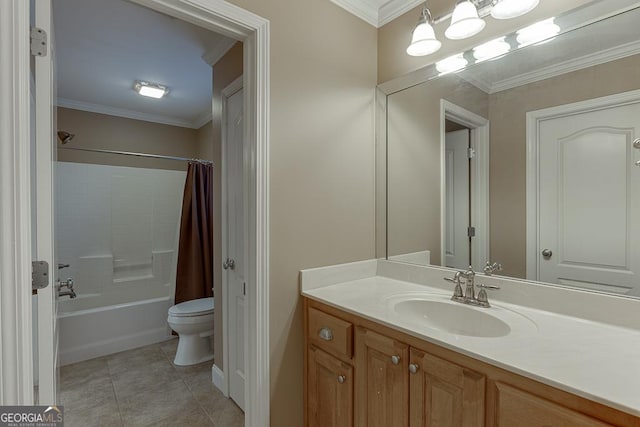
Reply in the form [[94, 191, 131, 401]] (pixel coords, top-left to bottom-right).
[[318, 327, 333, 341], [337, 375, 346, 384], [391, 355, 400, 365], [409, 364, 419, 374]]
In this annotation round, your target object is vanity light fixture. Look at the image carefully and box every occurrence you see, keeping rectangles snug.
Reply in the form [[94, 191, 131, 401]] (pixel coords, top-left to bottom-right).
[[436, 53, 468, 74], [407, 0, 540, 56], [516, 18, 560, 47], [133, 80, 169, 99], [445, 1, 485, 40], [473, 36, 511, 62], [407, 5, 442, 56]]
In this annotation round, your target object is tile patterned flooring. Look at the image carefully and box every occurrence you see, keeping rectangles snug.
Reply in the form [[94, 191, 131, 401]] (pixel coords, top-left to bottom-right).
[[59, 340, 244, 427]]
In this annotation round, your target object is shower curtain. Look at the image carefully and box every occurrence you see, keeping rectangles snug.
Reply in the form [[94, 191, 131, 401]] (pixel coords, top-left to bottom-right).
[[174, 161, 214, 305]]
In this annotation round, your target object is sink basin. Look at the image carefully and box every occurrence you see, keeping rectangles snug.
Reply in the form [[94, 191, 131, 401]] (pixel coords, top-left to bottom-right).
[[387, 293, 537, 338], [394, 299, 510, 337]]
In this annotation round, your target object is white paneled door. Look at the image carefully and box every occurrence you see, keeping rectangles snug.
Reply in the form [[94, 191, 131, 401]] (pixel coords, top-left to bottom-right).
[[445, 129, 471, 270], [538, 100, 640, 296], [34, 0, 59, 404], [223, 77, 246, 411]]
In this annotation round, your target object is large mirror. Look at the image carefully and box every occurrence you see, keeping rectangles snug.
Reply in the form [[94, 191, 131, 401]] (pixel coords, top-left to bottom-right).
[[381, 1, 640, 298]]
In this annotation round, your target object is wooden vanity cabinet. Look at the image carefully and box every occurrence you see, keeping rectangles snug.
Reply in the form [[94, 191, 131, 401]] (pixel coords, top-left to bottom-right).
[[304, 298, 640, 427]]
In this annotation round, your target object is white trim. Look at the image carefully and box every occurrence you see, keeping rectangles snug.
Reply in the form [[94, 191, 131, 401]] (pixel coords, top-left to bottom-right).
[[202, 37, 237, 66], [490, 39, 640, 94], [0, 0, 34, 405], [212, 364, 227, 395], [440, 100, 490, 271], [525, 88, 640, 281], [378, 0, 424, 27], [219, 74, 242, 400], [193, 111, 213, 129], [330, 0, 423, 27], [128, 1, 270, 425], [56, 97, 202, 129]]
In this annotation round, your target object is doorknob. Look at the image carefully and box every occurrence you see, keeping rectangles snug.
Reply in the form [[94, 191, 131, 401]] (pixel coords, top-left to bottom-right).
[[541, 249, 553, 259], [633, 138, 640, 149], [223, 259, 235, 270]]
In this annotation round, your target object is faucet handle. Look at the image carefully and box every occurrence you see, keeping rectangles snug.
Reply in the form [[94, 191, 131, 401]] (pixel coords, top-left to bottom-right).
[[483, 261, 503, 276], [477, 284, 500, 290]]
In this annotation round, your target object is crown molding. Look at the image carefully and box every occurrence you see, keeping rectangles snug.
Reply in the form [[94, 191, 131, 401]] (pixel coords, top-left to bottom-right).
[[330, 0, 422, 27], [476, 39, 640, 94], [202, 37, 237, 66], [56, 97, 207, 129], [379, 0, 424, 27], [193, 111, 213, 129]]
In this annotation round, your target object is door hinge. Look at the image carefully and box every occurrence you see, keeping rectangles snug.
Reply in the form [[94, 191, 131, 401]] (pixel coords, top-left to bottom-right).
[[467, 147, 476, 159], [243, 282, 246, 296], [30, 27, 48, 57], [467, 226, 476, 238], [32, 261, 50, 291]]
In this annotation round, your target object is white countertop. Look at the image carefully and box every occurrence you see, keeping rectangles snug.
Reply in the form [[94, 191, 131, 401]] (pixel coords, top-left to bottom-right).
[[301, 260, 640, 417]]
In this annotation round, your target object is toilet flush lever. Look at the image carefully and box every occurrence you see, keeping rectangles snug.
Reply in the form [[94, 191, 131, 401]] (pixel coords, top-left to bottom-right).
[[223, 259, 235, 270]]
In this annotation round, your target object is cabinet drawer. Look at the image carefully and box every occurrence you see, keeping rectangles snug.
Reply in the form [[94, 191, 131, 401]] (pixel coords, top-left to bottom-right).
[[308, 307, 353, 359], [495, 382, 613, 427]]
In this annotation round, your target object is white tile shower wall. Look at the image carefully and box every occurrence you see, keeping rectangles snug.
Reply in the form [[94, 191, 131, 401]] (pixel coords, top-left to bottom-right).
[[56, 162, 186, 311]]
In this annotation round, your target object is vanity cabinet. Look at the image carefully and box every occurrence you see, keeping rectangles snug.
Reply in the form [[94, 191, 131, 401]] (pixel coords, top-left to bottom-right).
[[304, 297, 640, 427]]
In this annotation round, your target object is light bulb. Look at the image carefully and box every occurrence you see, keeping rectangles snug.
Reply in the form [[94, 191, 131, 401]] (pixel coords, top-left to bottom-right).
[[473, 37, 511, 62], [445, 1, 486, 40], [436, 53, 468, 75], [516, 18, 560, 47]]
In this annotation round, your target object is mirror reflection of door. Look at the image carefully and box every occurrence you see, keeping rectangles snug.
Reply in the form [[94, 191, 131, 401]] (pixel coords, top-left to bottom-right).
[[445, 122, 471, 270], [534, 98, 640, 296]]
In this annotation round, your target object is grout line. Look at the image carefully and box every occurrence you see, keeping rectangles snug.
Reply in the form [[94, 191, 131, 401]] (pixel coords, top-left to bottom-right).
[[106, 357, 126, 427]]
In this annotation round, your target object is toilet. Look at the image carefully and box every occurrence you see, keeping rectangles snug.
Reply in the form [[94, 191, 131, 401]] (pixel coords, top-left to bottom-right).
[[167, 297, 214, 366]]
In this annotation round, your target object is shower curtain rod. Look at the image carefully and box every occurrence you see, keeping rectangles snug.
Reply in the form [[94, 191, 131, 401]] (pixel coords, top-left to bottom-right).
[[58, 146, 213, 165]]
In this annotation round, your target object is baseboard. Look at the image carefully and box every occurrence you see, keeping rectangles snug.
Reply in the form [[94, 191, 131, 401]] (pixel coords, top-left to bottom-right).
[[212, 364, 228, 396]]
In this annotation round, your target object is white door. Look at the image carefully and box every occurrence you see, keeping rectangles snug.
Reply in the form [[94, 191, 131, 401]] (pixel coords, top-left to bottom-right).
[[538, 101, 640, 296], [34, 0, 59, 404], [223, 78, 246, 410], [445, 129, 471, 269]]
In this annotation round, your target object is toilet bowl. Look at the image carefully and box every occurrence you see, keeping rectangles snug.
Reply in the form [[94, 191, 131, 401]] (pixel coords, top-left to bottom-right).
[[167, 297, 214, 366]]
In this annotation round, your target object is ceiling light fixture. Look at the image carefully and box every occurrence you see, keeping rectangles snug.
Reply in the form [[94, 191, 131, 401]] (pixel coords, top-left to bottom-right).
[[516, 18, 560, 47], [407, 0, 541, 56], [407, 6, 442, 57], [134, 81, 169, 99]]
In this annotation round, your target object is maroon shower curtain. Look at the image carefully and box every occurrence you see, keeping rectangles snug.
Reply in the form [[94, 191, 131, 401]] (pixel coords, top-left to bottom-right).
[[174, 162, 214, 305]]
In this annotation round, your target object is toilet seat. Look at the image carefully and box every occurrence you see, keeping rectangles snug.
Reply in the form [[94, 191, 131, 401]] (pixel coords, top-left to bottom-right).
[[169, 297, 214, 317]]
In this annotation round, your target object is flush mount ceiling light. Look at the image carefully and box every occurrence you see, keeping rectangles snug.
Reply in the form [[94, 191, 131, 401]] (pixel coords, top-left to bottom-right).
[[491, 0, 540, 20], [516, 18, 560, 47], [445, 1, 485, 40], [134, 81, 169, 99], [407, 0, 540, 56], [436, 53, 468, 74], [407, 6, 442, 56], [473, 36, 511, 62]]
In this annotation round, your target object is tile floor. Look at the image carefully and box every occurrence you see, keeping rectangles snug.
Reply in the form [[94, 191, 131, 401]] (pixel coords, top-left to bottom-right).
[[59, 339, 244, 427]]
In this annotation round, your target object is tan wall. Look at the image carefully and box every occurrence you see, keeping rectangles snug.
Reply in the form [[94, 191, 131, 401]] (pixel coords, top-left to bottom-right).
[[226, 0, 377, 425], [387, 75, 488, 265], [377, 0, 592, 83], [489, 53, 640, 278], [57, 107, 198, 170]]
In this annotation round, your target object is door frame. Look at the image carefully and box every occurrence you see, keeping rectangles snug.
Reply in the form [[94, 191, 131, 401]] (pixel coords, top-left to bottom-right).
[[1, 0, 271, 423], [525, 88, 640, 281], [440, 100, 490, 271], [0, 0, 34, 405], [219, 75, 244, 398]]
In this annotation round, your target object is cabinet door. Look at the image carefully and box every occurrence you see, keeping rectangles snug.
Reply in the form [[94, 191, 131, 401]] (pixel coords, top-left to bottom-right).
[[495, 382, 613, 427], [308, 346, 353, 427], [355, 327, 409, 427], [409, 348, 485, 427]]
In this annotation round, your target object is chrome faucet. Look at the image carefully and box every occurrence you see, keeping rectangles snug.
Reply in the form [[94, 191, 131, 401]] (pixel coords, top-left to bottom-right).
[[483, 261, 503, 276], [444, 266, 499, 308]]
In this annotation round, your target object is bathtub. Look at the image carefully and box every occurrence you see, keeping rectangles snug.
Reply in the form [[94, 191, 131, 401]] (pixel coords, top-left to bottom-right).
[[58, 296, 174, 366]]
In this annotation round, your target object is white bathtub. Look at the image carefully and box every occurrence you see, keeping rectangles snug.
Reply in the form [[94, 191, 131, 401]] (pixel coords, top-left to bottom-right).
[[58, 296, 174, 366]]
